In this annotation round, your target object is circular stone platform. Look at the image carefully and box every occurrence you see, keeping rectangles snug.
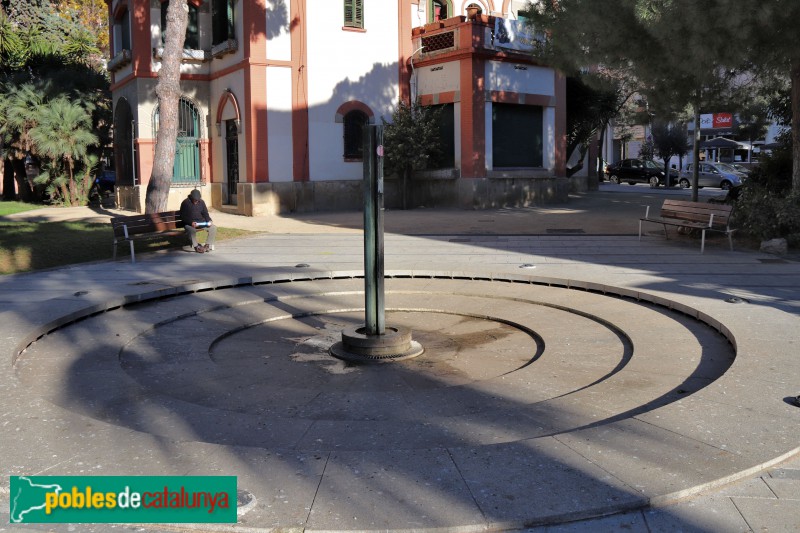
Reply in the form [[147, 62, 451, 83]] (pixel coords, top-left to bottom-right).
[[11, 274, 788, 531]]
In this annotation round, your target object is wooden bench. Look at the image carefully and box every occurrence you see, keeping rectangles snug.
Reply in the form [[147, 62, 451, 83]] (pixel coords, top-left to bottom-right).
[[111, 210, 184, 263], [639, 199, 736, 253]]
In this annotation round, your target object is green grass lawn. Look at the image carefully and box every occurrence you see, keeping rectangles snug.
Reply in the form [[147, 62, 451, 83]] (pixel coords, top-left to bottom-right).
[[0, 201, 45, 216], [0, 221, 256, 275]]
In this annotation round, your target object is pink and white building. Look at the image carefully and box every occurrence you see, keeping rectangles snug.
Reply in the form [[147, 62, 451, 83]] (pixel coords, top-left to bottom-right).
[[105, 0, 572, 214]]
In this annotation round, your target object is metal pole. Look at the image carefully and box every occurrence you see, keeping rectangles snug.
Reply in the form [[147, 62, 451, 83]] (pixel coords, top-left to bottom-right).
[[375, 126, 385, 334], [363, 125, 376, 334], [363, 125, 385, 335]]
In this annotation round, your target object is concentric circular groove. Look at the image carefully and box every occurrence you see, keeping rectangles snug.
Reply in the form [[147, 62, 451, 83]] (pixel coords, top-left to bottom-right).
[[15, 278, 733, 451]]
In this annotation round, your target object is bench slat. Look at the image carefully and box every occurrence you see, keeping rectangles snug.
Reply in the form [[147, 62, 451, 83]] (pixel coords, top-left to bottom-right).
[[111, 210, 185, 263], [639, 199, 735, 253]]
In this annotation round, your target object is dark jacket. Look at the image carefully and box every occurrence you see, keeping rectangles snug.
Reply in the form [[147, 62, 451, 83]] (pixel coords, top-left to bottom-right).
[[180, 196, 212, 227]]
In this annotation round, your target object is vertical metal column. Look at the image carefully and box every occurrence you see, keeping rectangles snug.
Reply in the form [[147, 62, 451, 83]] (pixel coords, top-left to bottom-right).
[[363, 124, 385, 335]]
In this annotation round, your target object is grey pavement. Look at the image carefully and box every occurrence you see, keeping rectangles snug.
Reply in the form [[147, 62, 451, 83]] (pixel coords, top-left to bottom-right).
[[1, 183, 799, 532]]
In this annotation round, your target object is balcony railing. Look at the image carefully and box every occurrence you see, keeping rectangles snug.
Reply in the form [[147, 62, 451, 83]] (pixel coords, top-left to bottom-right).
[[413, 16, 543, 58], [152, 47, 210, 63], [211, 39, 238, 59], [107, 49, 131, 72]]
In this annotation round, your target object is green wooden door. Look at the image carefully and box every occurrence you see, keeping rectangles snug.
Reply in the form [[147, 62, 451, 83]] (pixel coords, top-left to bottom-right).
[[173, 99, 201, 185]]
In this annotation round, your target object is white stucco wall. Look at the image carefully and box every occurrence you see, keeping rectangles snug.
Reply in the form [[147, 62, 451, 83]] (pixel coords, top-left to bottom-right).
[[543, 106, 555, 170], [266, 66, 295, 182], [266, 0, 292, 61], [306, 0, 400, 181], [486, 62, 554, 95], [417, 60, 461, 97]]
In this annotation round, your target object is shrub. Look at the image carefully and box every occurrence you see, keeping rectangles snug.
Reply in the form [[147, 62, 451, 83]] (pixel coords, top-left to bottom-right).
[[736, 184, 800, 246], [734, 131, 800, 247]]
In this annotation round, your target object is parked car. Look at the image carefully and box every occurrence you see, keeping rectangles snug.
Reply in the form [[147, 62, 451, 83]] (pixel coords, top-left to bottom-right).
[[93, 170, 116, 195], [604, 159, 666, 187], [678, 163, 745, 190]]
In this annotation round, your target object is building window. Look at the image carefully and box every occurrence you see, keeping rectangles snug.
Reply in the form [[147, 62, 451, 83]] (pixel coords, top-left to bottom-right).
[[116, 8, 131, 53], [492, 104, 543, 168], [343, 110, 369, 160], [344, 0, 364, 29], [212, 0, 235, 45], [161, 0, 199, 50], [429, 104, 455, 169], [154, 98, 203, 184], [430, 0, 450, 22]]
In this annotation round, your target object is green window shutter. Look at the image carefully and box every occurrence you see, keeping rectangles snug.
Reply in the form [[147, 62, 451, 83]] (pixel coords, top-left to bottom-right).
[[227, 0, 235, 40], [344, 0, 354, 26], [354, 0, 363, 28], [344, 0, 363, 28]]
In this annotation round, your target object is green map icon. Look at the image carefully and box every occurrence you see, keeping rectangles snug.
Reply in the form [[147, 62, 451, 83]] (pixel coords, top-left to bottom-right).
[[10, 476, 63, 523]]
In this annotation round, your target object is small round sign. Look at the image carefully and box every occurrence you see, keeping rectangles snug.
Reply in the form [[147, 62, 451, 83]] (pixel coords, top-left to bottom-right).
[[376, 145, 384, 157]]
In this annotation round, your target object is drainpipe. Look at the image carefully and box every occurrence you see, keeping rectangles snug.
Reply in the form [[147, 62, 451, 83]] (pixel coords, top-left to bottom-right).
[[409, 45, 425, 103]]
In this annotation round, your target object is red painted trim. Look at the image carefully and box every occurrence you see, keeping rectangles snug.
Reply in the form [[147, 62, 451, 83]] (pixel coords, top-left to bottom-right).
[[413, 48, 545, 68], [459, 53, 485, 178], [489, 91, 556, 107], [335, 101, 375, 122], [134, 138, 155, 188], [244, 0, 268, 183], [398, 0, 413, 104], [342, 26, 367, 33], [107, 1, 116, 65], [418, 91, 459, 105], [109, 60, 262, 91], [215, 90, 242, 124], [130, 0, 152, 78], [291, 0, 310, 182]]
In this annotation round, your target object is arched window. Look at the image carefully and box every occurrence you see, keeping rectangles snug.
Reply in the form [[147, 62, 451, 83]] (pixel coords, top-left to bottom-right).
[[113, 98, 135, 186], [161, 0, 199, 50], [430, 0, 450, 22], [343, 110, 369, 160], [466, 3, 483, 16], [212, 0, 235, 45], [154, 98, 203, 184], [115, 7, 131, 53]]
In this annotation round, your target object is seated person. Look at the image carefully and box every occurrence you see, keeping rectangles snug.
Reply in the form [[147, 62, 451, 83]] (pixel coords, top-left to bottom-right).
[[180, 189, 217, 253]]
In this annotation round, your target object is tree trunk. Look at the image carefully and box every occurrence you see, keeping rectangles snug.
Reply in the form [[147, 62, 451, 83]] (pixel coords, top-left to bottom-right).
[[145, 0, 188, 213], [566, 143, 589, 177], [2, 157, 16, 200], [402, 167, 410, 210], [12, 159, 33, 202], [791, 58, 800, 193], [597, 125, 607, 177]]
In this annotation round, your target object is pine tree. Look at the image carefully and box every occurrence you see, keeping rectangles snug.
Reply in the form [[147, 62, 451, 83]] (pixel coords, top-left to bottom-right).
[[146, 0, 188, 213]]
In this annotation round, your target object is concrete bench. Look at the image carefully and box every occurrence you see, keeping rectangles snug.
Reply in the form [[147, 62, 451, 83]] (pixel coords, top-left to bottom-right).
[[111, 210, 183, 263], [639, 199, 736, 253]]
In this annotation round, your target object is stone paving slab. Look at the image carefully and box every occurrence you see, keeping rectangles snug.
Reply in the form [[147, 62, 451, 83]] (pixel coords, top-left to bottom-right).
[[2, 192, 800, 531]]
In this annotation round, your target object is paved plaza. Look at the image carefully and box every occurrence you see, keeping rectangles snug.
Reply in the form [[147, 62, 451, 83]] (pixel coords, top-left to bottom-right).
[[1, 185, 799, 531]]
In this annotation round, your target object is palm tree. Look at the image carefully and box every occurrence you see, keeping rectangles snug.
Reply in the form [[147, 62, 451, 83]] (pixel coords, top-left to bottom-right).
[[0, 8, 25, 69], [0, 82, 45, 200], [29, 96, 97, 205]]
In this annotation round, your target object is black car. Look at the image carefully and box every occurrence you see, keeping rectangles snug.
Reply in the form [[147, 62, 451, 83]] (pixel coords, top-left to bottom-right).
[[605, 159, 665, 187], [93, 170, 116, 195]]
